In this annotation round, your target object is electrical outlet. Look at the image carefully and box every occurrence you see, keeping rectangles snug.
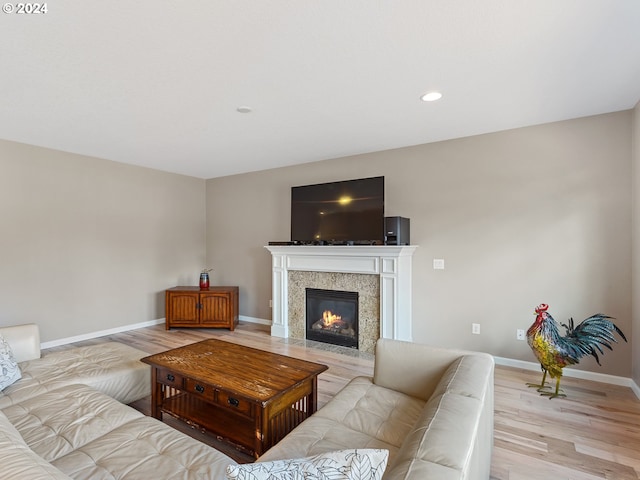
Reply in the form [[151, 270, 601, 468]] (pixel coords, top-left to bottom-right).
[[472, 323, 481, 335], [516, 329, 525, 341]]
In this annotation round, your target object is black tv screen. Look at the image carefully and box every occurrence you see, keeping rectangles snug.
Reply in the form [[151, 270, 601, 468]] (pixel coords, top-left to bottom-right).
[[291, 176, 384, 244]]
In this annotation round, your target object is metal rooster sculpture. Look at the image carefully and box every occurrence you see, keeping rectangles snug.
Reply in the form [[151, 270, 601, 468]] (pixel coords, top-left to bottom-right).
[[526, 303, 627, 399]]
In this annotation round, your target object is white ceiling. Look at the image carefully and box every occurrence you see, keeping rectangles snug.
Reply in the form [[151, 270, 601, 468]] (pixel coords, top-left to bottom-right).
[[2, 1, 639, 179]]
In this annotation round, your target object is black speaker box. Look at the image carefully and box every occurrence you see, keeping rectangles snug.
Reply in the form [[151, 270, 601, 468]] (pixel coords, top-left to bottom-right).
[[384, 217, 410, 245]]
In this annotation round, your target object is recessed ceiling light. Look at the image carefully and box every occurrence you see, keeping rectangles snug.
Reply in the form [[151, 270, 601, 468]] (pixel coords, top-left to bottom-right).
[[420, 91, 442, 102], [236, 106, 252, 113]]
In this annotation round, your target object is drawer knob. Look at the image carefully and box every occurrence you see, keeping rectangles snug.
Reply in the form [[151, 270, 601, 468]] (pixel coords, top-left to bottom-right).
[[227, 397, 240, 407], [166, 374, 175, 382], [195, 384, 205, 393]]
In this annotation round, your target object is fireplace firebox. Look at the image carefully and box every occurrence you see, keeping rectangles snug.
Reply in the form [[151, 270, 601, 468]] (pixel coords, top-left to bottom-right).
[[305, 288, 358, 349]]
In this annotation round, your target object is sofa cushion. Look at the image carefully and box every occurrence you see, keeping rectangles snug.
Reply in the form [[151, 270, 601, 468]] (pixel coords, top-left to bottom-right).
[[0, 333, 22, 390], [0, 342, 150, 408], [257, 377, 425, 465], [0, 409, 73, 480], [384, 392, 482, 479], [3, 383, 236, 479], [314, 377, 425, 446], [0, 407, 26, 445], [228, 449, 389, 480], [51, 416, 236, 479], [2, 383, 144, 461]]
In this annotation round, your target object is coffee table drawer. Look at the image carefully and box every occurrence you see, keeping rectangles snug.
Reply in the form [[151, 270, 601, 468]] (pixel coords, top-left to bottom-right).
[[217, 391, 252, 416], [158, 369, 184, 388], [185, 378, 215, 401]]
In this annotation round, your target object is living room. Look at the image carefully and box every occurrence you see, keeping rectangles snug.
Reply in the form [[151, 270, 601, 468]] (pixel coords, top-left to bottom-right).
[[3, 103, 639, 388], [2, 2, 640, 479]]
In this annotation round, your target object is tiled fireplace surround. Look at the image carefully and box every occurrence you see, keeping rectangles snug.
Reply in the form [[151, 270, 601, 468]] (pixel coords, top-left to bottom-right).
[[265, 246, 417, 353]]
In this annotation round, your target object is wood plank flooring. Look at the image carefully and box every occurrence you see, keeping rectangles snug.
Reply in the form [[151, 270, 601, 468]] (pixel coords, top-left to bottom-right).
[[45, 322, 640, 479]]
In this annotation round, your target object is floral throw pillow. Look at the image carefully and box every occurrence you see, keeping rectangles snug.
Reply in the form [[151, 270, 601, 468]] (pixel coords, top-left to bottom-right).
[[226, 449, 389, 480], [0, 334, 21, 390]]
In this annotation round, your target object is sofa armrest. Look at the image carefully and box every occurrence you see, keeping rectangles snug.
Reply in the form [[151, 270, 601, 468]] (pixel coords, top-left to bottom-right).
[[0, 323, 41, 363], [373, 338, 482, 401]]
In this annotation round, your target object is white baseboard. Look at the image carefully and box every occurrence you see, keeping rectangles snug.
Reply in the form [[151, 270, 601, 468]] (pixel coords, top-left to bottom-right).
[[239, 315, 272, 326], [494, 356, 640, 399], [40, 316, 272, 349], [41, 316, 271, 349], [40, 319, 165, 349]]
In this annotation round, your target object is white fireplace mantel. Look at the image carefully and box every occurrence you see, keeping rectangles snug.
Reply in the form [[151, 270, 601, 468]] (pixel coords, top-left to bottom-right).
[[265, 245, 417, 343]]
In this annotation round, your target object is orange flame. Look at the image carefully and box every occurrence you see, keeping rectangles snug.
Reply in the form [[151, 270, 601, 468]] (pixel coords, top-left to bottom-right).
[[322, 310, 342, 328]]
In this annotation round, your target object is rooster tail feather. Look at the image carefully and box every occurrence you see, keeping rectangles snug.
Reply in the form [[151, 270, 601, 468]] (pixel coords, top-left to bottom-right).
[[614, 323, 627, 342], [591, 348, 601, 366], [560, 318, 575, 336], [594, 343, 608, 354], [559, 313, 626, 364]]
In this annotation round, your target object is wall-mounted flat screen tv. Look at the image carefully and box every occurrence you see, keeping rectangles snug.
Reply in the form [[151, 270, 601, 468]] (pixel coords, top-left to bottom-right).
[[291, 176, 384, 245]]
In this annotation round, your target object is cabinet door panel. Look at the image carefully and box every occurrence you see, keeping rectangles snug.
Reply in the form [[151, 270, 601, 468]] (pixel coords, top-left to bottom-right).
[[167, 292, 200, 324], [200, 293, 230, 326]]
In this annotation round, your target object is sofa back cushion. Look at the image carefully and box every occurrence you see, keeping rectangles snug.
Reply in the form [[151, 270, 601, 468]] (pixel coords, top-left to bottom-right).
[[431, 353, 495, 400], [373, 339, 470, 401], [0, 323, 41, 363], [1, 334, 22, 390]]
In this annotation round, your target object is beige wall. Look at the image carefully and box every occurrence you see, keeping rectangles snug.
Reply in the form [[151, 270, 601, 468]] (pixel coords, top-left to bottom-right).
[[633, 101, 640, 385], [207, 111, 633, 377], [0, 140, 206, 343]]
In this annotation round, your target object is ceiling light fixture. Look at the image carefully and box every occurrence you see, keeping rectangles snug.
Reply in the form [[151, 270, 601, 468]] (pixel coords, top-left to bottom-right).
[[236, 106, 252, 113], [420, 91, 442, 102]]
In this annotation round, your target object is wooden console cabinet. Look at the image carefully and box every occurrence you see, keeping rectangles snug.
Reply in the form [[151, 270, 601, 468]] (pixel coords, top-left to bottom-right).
[[165, 286, 239, 330]]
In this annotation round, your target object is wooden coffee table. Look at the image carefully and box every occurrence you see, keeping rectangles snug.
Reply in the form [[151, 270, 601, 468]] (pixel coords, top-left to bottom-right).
[[141, 339, 328, 458]]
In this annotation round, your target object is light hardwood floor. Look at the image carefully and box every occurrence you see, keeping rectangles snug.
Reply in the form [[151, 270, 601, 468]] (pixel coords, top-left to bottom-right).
[[45, 322, 640, 479]]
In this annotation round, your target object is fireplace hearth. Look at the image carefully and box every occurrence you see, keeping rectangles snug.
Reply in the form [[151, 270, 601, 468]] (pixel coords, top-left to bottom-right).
[[306, 288, 358, 349]]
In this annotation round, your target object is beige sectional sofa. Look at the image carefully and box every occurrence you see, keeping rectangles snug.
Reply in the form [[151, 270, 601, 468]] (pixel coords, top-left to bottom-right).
[[258, 338, 495, 480], [0, 324, 494, 479], [0, 324, 236, 479]]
